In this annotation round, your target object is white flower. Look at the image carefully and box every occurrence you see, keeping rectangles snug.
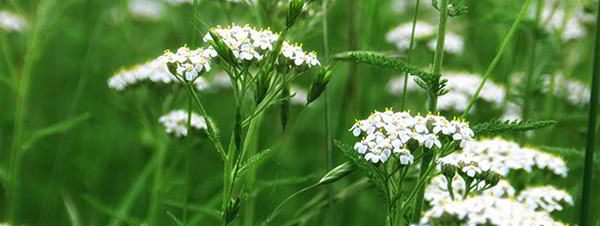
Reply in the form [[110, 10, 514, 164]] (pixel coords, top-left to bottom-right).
[[395, 148, 414, 165], [444, 137, 568, 177], [387, 72, 507, 113], [386, 21, 435, 50], [159, 110, 207, 137], [419, 195, 566, 226], [0, 11, 27, 32], [128, 0, 164, 21], [516, 186, 573, 212], [108, 54, 215, 91], [427, 32, 464, 55], [536, 4, 587, 40], [161, 46, 216, 81], [204, 24, 319, 69], [350, 110, 474, 164], [543, 73, 590, 106]]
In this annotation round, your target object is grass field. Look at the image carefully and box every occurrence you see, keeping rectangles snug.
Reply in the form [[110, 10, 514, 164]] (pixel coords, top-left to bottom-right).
[[1, 0, 600, 225]]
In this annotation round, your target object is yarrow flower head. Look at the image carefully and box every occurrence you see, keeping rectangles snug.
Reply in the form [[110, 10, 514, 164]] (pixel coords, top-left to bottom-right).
[[386, 21, 435, 50], [203, 24, 319, 70], [107, 56, 210, 91], [159, 110, 207, 137], [161, 46, 217, 82], [0, 10, 27, 33], [388, 72, 506, 112], [445, 137, 568, 177], [350, 110, 474, 164], [418, 195, 566, 226], [128, 0, 164, 21], [516, 186, 574, 213]]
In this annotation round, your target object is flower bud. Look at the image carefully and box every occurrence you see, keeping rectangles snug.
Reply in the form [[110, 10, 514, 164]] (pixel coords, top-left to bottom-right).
[[166, 62, 178, 76], [307, 68, 332, 105], [317, 162, 355, 186], [223, 195, 245, 224], [483, 171, 501, 187], [441, 163, 457, 179], [207, 30, 236, 65], [286, 0, 309, 28]]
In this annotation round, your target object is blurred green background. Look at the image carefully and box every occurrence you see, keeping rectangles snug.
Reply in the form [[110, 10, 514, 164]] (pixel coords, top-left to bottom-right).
[[1, 0, 599, 225]]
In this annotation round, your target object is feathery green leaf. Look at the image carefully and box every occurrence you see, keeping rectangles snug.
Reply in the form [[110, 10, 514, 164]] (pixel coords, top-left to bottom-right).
[[473, 119, 557, 136]]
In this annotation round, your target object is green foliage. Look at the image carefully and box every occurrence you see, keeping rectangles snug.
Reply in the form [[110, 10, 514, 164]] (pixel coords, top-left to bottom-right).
[[472, 119, 557, 136], [334, 140, 386, 194], [333, 51, 446, 96], [237, 149, 274, 177]]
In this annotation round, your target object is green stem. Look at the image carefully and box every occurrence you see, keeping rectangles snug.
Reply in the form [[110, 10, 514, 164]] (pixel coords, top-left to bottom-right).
[[400, 0, 422, 110], [242, 114, 263, 226], [8, 37, 38, 225], [322, 0, 335, 225], [579, 1, 600, 225], [461, 0, 533, 118], [428, 0, 449, 111], [182, 96, 194, 225], [412, 150, 434, 223]]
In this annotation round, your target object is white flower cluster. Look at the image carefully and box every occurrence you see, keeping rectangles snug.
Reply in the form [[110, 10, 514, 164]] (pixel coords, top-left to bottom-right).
[[350, 110, 474, 164], [516, 186, 574, 213], [444, 138, 568, 177], [386, 22, 464, 54], [161, 46, 217, 81], [426, 32, 465, 55], [0, 10, 27, 33], [159, 110, 207, 137], [500, 102, 522, 121], [128, 0, 164, 21], [386, 21, 435, 50], [107, 56, 211, 91], [418, 195, 566, 226], [203, 25, 319, 68], [544, 74, 590, 106], [537, 4, 587, 40], [387, 72, 506, 112], [425, 175, 515, 206]]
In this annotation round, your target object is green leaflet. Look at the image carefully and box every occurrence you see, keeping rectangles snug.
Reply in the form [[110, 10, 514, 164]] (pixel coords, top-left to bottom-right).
[[472, 119, 556, 136], [333, 51, 437, 82], [332, 51, 446, 96], [334, 140, 387, 194], [237, 149, 273, 177]]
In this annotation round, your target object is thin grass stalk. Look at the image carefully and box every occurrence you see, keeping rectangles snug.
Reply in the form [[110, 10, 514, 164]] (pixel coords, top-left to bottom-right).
[[461, 0, 534, 118], [7, 21, 42, 226], [182, 96, 194, 225], [579, 1, 600, 224], [321, 0, 335, 225], [412, 0, 449, 222], [400, 0, 422, 110]]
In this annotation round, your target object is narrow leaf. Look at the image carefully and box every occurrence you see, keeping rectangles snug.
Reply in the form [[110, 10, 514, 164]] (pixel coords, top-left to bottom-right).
[[334, 140, 386, 193], [237, 149, 273, 177], [21, 113, 92, 151], [333, 51, 438, 82], [62, 192, 82, 226]]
